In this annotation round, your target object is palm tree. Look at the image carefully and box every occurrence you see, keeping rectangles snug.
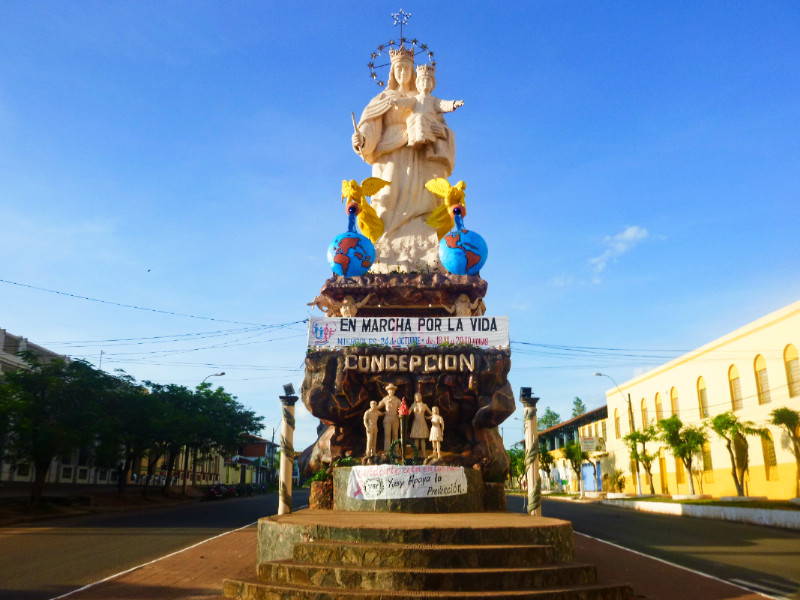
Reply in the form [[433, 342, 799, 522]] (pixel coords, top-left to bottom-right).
[[624, 425, 658, 494], [563, 440, 589, 498], [708, 412, 768, 497], [770, 407, 800, 497], [658, 415, 707, 495]]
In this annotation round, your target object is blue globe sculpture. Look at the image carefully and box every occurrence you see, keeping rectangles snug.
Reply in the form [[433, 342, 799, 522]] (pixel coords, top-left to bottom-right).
[[438, 212, 488, 276], [327, 210, 375, 277]]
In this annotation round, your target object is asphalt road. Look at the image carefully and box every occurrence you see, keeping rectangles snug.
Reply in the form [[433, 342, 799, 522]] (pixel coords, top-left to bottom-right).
[[0, 489, 310, 600], [508, 495, 800, 600]]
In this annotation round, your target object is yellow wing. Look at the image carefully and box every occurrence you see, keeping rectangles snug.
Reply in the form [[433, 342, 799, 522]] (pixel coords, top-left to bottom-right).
[[426, 204, 454, 240], [446, 181, 467, 206], [358, 203, 385, 242], [341, 179, 361, 202], [425, 178, 452, 199], [359, 177, 390, 198]]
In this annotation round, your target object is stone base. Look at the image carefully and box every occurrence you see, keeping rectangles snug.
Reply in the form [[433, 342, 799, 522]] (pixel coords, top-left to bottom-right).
[[317, 272, 487, 317], [333, 466, 483, 513], [223, 510, 634, 599]]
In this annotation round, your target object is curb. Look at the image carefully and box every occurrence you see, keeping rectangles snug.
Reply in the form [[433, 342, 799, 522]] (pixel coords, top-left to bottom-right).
[[601, 498, 800, 531]]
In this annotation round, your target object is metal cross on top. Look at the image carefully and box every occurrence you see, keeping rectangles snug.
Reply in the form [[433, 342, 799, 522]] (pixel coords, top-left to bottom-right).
[[392, 9, 411, 40]]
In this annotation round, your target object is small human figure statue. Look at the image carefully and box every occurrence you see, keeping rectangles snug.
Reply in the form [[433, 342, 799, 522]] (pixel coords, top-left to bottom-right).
[[444, 293, 485, 317], [409, 392, 432, 459], [339, 294, 373, 317], [428, 406, 445, 459], [377, 383, 401, 453], [307, 293, 373, 317], [363, 400, 384, 458], [390, 64, 464, 150]]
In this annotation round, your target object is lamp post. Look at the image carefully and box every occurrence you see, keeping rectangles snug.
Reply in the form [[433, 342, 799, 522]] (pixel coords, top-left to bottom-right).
[[519, 387, 541, 516], [202, 371, 225, 384], [594, 372, 642, 495], [278, 383, 298, 515]]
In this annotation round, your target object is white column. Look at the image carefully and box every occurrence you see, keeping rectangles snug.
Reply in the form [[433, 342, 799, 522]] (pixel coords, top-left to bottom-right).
[[522, 395, 541, 516], [278, 393, 298, 515]]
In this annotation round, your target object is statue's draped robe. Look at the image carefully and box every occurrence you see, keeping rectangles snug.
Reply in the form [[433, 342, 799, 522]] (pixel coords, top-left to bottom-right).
[[357, 89, 456, 272]]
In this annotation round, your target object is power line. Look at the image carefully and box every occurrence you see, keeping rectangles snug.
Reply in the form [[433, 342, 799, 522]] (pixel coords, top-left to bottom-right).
[[0, 277, 298, 326]]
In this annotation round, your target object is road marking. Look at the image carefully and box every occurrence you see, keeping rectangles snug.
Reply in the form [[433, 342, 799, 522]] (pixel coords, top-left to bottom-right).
[[729, 578, 798, 598], [49, 521, 258, 600], [574, 532, 784, 600]]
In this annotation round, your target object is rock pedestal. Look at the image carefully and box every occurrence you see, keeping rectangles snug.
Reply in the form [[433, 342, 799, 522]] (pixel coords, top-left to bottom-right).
[[222, 510, 635, 600]]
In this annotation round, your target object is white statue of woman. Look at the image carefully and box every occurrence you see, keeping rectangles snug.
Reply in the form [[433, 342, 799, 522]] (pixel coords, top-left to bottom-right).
[[428, 406, 444, 459], [352, 47, 459, 273], [409, 392, 432, 459]]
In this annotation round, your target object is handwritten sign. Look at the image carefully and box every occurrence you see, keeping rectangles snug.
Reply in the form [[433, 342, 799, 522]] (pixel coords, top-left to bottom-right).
[[346, 465, 467, 500], [308, 316, 509, 349]]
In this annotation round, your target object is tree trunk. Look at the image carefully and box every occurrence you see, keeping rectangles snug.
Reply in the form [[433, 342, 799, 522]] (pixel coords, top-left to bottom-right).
[[723, 439, 743, 496], [684, 458, 696, 495], [30, 458, 52, 507], [162, 446, 179, 495], [192, 447, 199, 486], [181, 446, 190, 495]]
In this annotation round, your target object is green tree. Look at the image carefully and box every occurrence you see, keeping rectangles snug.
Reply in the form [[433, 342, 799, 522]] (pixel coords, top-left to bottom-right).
[[623, 425, 658, 495], [563, 440, 589, 498], [0, 354, 110, 505], [658, 415, 707, 495], [571, 397, 587, 418], [506, 445, 524, 488], [539, 407, 561, 431], [770, 407, 800, 497], [709, 412, 768, 497], [539, 441, 555, 484]]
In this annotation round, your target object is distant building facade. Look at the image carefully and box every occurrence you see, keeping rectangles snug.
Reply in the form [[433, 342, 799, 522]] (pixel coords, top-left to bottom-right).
[[539, 407, 609, 493], [602, 300, 800, 499]]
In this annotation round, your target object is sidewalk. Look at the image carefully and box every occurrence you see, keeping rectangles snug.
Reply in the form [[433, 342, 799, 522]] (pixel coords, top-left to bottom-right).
[[61, 519, 768, 600]]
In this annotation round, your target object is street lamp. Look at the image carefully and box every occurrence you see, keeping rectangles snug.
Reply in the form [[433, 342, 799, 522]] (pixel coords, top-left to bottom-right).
[[202, 372, 225, 384], [594, 372, 642, 495]]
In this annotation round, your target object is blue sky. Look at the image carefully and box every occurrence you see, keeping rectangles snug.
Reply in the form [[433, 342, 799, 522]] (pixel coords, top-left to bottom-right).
[[1, 2, 798, 450]]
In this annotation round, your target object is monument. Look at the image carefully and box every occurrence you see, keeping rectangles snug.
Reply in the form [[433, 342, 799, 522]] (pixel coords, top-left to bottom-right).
[[298, 17, 512, 486], [224, 13, 633, 599]]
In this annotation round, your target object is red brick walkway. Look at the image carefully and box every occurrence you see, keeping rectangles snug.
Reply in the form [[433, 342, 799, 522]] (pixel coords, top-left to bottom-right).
[[63, 524, 767, 600]]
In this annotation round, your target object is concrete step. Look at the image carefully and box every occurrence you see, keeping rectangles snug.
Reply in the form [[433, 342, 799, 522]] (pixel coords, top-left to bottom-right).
[[224, 579, 635, 600], [258, 560, 597, 591], [292, 541, 556, 568]]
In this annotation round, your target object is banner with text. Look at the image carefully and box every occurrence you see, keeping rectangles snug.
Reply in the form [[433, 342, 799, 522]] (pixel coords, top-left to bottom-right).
[[308, 316, 509, 349], [346, 465, 468, 500]]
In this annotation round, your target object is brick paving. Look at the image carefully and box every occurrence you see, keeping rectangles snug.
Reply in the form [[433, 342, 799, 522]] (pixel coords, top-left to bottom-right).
[[62, 520, 767, 600]]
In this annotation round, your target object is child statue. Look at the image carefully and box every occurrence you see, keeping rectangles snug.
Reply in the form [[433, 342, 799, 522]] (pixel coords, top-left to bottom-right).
[[429, 406, 445, 459], [363, 400, 384, 458], [390, 64, 464, 151], [409, 393, 432, 459]]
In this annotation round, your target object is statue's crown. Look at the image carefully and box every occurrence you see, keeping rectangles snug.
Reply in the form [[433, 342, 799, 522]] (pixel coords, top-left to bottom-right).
[[389, 45, 415, 64], [416, 64, 435, 78]]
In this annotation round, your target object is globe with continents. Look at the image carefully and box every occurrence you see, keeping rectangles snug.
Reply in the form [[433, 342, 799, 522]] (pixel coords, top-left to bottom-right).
[[327, 231, 375, 277], [439, 226, 488, 276]]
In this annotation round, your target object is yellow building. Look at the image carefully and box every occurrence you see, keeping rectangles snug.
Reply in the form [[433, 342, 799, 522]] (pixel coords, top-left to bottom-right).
[[603, 300, 800, 499]]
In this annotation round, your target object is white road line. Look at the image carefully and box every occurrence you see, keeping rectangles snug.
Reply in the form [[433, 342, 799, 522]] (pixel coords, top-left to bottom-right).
[[49, 521, 258, 600], [575, 532, 784, 600]]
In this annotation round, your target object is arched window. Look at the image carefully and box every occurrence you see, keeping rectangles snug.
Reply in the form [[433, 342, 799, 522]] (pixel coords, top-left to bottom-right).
[[641, 398, 649, 427], [728, 365, 743, 411], [761, 431, 778, 481], [655, 393, 663, 421], [754, 354, 771, 405], [785, 344, 800, 398], [670, 387, 679, 417], [697, 377, 709, 418], [614, 408, 620, 439]]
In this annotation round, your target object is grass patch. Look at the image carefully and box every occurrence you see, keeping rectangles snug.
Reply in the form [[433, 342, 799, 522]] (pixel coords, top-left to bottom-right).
[[612, 496, 800, 512]]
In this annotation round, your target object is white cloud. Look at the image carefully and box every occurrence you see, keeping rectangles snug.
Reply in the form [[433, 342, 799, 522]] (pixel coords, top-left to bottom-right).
[[589, 225, 649, 273]]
